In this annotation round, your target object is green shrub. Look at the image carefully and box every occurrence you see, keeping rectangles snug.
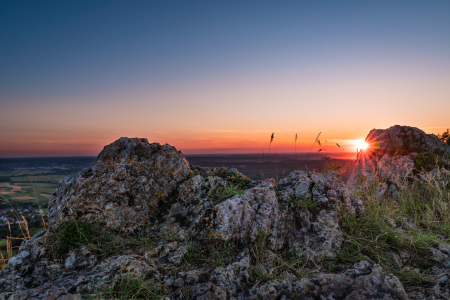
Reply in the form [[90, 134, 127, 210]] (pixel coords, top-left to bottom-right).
[[415, 152, 444, 171], [58, 221, 95, 254], [214, 186, 245, 200], [51, 221, 155, 258], [288, 195, 321, 211], [217, 168, 251, 188]]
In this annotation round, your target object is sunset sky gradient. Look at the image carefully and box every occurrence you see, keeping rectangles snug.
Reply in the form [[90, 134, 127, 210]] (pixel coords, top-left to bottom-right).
[[1, 1, 449, 157]]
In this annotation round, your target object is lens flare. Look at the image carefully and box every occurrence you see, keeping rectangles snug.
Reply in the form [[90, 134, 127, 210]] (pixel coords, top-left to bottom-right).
[[356, 139, 369, 151]]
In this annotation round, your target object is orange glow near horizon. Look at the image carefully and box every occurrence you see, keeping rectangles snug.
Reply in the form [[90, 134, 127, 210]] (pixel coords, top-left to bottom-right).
[[0, 129, 443, 158]]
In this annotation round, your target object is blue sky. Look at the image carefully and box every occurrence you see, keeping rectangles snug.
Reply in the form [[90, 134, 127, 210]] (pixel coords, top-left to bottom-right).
[[1, 1, 449, 156]]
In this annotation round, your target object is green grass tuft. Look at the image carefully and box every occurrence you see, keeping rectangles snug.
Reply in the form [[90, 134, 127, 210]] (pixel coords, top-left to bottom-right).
[[214, 186, 246, 200], [58, 221, 95, 254], [101, 273, 165, 299]]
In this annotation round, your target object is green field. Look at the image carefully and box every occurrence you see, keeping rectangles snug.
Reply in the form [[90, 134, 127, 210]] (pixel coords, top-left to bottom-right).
[[0, 181, 57, 203], [0, 169, 66, 203]]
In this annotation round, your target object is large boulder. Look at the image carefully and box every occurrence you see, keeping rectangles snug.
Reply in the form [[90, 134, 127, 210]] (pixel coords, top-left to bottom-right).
[[348, 125, 450, 190], [48, 137, 191, 232]]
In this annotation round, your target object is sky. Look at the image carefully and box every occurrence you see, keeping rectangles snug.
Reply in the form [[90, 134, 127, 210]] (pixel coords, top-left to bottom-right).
[[1, 1, 449, 157]]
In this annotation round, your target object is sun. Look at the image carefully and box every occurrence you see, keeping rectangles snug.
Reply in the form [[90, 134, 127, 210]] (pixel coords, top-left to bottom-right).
[[356, 139, 369, 151]]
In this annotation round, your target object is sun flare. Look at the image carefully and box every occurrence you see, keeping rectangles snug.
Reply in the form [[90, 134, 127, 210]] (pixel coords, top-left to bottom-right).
[[356, 139, 369, 151]]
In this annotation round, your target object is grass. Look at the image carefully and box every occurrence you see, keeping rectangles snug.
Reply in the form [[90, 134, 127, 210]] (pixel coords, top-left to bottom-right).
[[214, 186, 246, 200], [251, 267, 281, 282], [0, 239, 19, 266], [185, 245, 203, 264], [99, 273, 165, 299], [215, 168, 251, 188], [338, 166, 450, 286], [0, 186, 47, 268], [46, 221, 156, 259], [288, 195, 322, 211], [184, 239, 235, 268], [158, 227, 179, 242], [248, 230, 310, 281], [58, 221, 96, 254], [183, 232, 310, 283]]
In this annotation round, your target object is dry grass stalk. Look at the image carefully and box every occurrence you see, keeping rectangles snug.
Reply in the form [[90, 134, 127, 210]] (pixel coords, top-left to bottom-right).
[[0, 192, 33, 269], [268, 133, 274, 157]]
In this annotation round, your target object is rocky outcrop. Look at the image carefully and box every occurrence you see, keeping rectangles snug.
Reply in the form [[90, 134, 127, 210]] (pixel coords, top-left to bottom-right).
[[48, 137, 191, 232], [165, 170, 360, 259], [348, 125, 450, 190], [1, 137, 415, 300]]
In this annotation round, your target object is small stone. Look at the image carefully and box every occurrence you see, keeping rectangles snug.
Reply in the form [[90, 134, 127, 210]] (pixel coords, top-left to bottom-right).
[[173, 278, 184, 288], [164, 277, 174, 287], [439, 276, 448, 287]]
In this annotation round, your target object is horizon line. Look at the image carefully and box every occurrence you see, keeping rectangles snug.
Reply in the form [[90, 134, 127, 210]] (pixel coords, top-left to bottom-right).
[[0, 151, 356, 159]]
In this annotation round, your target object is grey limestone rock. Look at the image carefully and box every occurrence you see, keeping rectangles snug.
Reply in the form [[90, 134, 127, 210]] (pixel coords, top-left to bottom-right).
[[191, 282, 232, 300], [164, 174, 228, 239], [232, 261, 407, 300], [212, 181, 279, 243], [64, 247, 96, 271], [348, 125, 450, 190], [48, 137, 191, 232], [210, 253, 251, 292]]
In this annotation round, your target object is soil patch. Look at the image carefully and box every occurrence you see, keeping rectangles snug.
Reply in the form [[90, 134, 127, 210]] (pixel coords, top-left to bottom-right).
[[12, 196, 35, 200]]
